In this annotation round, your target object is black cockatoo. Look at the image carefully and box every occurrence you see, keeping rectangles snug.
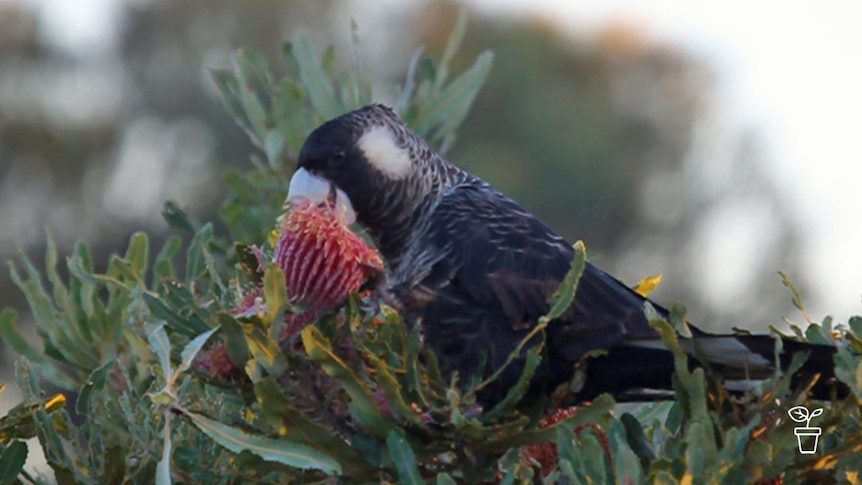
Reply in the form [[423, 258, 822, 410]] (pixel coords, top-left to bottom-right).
[[286, 103, 842, 405]]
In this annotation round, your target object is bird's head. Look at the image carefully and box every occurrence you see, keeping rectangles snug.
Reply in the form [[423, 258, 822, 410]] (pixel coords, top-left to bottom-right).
[[287, 103, 453, 248]]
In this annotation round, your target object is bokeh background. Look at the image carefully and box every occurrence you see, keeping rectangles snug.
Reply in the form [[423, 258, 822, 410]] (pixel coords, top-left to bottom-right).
[[1, 0, 860, 475]]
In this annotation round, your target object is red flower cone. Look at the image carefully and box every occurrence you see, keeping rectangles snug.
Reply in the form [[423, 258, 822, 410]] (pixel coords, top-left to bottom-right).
[[274, 198, 383, 312]]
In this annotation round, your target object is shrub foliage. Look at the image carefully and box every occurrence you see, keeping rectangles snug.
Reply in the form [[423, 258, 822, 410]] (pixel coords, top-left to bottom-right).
[[2, 15, 862, 484]]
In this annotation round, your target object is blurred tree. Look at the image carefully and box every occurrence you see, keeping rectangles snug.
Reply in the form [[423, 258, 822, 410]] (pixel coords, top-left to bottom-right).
[[0, 0, 805, 365]]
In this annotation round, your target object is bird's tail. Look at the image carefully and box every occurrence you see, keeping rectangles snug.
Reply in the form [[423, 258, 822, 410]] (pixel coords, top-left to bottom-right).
[[578, 335, 845, 401]]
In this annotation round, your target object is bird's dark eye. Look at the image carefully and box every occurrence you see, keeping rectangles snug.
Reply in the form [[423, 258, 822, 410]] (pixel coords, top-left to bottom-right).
[[332, 147, 346, 162]]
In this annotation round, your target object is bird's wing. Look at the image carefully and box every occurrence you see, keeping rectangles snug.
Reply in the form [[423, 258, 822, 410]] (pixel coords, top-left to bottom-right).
[[408, 182, 660, 389]]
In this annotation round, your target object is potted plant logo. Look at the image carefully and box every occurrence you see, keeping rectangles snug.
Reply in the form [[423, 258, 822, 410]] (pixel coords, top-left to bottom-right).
[[787, 406, 823, 454]]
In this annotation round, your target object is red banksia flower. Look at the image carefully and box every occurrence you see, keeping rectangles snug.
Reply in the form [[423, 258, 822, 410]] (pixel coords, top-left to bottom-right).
[[274, 199, 383, 312], [519, 406, 611, 476]]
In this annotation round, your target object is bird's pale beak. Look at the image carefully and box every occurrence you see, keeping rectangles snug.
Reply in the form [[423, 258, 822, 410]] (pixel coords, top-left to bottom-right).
[[287, 168, 357, 224]]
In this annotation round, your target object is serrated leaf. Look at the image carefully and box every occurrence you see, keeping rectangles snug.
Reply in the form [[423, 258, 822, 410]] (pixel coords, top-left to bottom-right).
[[634, 273, 662, 296], [386, 429, 423, 485], [541, 241, 586, 322], [177, 326, 219, 376], [183, 410, 342, 475], [0, 440, 28, 484]]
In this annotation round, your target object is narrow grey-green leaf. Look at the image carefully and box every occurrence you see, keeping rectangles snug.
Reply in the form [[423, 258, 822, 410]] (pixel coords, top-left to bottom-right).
[[156, 419, 172, 485], [292, 31, 340, 119], [76, 361, 112, 415], [0, 440, 27, 484], [124, 231, 149, 281], [263, 264, 287, 328], [148, 323, 172, 378], [542, 240, 586, 322], [433, 8, 468, 93], [386, 429, 423, 485], [186, 223, 213, 283], [177, 326, 220, 376], [184, 410, 341, 475]]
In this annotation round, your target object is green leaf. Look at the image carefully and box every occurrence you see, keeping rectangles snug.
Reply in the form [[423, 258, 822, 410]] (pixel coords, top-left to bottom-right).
[[75, 361, 112, 415], [186, 223, 214, 282], [386, 429, 423, 485], [156, 419, 172, 485], [608, 418, 643, 484], [0, 309, 68, 387], [480, 345, 541, 421], [620, 413, 656, 471], [0, 441, 27, 484], [177, 326, 220, 376], [143, 292, 208, 337], [161, 201, 196, 233], [488, 394, 614, 450], [218, 313, 250, 370], [237, 46, 274, 93], [153, 235, 182, 284], [263, 264, 287, 330], [433, 8, 468, 94], [254, 377, 369, 472], [124, 231, 149, 281], [350, 19, 372, 107], [435, 473, 457, 485], [183, 410, 342, 476], [15, 361, 77, 484], [541, 240, 586, 322], [778, 271, 808, 318], [148, 323, 172, 379], [211, 69, 245, 122], [292, 31, 340, 119], [301, 325, 393, 437], [246, 327, 287, 377]]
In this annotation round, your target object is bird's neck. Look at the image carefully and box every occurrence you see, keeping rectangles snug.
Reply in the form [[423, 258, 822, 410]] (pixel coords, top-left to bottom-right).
[[362, 157, 467, 271]]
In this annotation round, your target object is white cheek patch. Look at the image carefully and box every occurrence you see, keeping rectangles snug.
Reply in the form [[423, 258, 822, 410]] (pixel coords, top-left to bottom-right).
[[358, 125, 412, 179]]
